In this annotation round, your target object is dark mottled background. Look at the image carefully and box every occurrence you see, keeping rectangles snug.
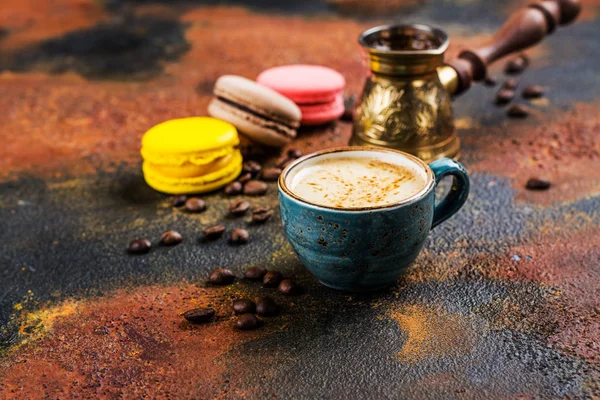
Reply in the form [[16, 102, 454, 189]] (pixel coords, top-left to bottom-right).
[[0, 0, 599, 398]]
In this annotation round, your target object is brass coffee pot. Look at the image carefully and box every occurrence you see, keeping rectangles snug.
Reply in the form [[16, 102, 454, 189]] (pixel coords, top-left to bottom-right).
[[351, 0, 581, 162]]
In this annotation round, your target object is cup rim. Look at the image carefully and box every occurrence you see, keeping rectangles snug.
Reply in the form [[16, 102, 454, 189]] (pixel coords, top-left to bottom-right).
[[278, 146, 435, 212]]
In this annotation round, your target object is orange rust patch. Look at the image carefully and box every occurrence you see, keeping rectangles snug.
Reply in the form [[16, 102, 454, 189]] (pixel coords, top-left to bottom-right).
[[468, 102, 600, 205], [0, 283, 271, 398], [0, 73, 205, 180], [577, 0, 600, 20], [489, 226, 600, 363], [327, 0, 425, 15], [0, 0, 108, 51], [387, 305, 476, 362]]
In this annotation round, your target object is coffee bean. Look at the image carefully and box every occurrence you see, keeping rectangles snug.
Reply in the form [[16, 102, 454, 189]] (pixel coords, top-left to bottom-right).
[[237, 172, 253, 184], [278, 279, 299, 295], [243, 180, 268, 196], [525, 177, 551, 190], [242, 161, 262, 175], [233, 299, 256, 314], [287, 148, 302, 159], [503, 79, 518, 90], [263, 271, 283, 288], [251, 207, 274, 224], [235, 313, 260, 330], [208, 268, 235, 285], [507, 104, 530, 118], [128, 239, 151, 254], [256, 296, 279, 316], [224, 181, 242, 196], [483, 75, 497, 87], [495, 89, 515, 105], [505, 54, 528, 74], [184, 198, 206, 213], [171, 195, 187, 207], [341, 95, 356, 121], [261, 167, 282, 182], [228, 200, 250, 216], [183, 307, 215, 323], [203, 225, 225, 240], [230, 228, 249, 244], [160, 230, 182, 246], [277, 158, 294, 169], [522, 85, 544, 99], [244, 266, 267, 280]]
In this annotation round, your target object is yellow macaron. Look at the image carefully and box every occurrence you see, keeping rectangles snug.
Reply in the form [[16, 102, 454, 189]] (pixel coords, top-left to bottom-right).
[[141, 117, 242, 194]]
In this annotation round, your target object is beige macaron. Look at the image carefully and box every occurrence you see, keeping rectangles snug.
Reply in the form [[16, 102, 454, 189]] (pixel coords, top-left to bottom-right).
[[208, 75, 302, 147]]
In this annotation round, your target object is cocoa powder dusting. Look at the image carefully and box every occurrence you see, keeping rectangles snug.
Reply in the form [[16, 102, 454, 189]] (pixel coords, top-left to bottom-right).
[[388, 305, 475, 362]]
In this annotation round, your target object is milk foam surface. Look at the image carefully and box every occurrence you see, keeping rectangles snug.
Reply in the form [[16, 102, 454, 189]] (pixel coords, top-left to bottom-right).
[[289, 156, 427, 208]]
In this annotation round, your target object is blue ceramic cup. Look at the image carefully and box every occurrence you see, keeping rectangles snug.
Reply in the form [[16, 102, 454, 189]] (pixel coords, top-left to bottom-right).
[[278, 147, 469, 292]]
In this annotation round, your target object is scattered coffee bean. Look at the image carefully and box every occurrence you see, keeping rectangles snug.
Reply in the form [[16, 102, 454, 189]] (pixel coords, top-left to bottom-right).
[[235, 313, 260, 330], [160, 230, 183, 246], [203, 225, 225, 240], [208, 268, 235, 285], [522, 85, 544, 99], [278, 279, 299, 295], [277, 158, 294, 169], [261, 167, 282, 182], [230, 228, 250, 244], [237, 172, 253, 184], [245, 266, 267, 280], [495, 88, 515, 105], [525, 177, 551, 190], [505, 54, 528, 74], [184, 197, 206, 213], [263, 271, 283, 288], [183, 307, 215, 323], [233, 299, 256, 314], [341, 95, 356, 121], [228, 200, 250, 216], [483, 75, 497, 86], [503, 79, 518, 90], [224, 181, 242, 196], [507, 104, 530, 118], [171, 195, 187, 207], [242, 160, 262, 175], [256, 296, 279, 316], [128, 239, 151, 254], [243, 180, 268, 196], [287, 148, 302, 159], [251, 207, 274, 224]]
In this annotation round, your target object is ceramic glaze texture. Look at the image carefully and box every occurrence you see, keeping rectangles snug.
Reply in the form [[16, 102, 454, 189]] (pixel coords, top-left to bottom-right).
[[279, 189, 434, 291]]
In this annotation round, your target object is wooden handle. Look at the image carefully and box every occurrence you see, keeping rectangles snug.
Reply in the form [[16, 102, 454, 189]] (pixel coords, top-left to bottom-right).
[[450, 0, 581, 94]]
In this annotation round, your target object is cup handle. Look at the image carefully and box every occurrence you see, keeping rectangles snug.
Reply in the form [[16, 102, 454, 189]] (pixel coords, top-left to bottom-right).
[[429, 158, 470, 229]]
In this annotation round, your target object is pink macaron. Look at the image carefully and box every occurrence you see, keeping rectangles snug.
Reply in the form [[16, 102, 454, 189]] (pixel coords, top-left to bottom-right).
[[257, 65, 346, 125]]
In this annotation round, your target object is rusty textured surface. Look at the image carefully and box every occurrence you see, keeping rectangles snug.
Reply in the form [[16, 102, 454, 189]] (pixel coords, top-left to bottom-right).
[[1, 0, 600, 398]]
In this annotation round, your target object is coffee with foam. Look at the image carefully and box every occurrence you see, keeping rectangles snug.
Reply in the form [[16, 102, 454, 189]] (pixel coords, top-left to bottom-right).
[[287, 151, 428, 209]]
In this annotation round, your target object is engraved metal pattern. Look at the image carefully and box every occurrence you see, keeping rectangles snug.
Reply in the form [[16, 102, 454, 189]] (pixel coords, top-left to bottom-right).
[[355, 75, 454, 146], [352, 73, 459, 162]]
